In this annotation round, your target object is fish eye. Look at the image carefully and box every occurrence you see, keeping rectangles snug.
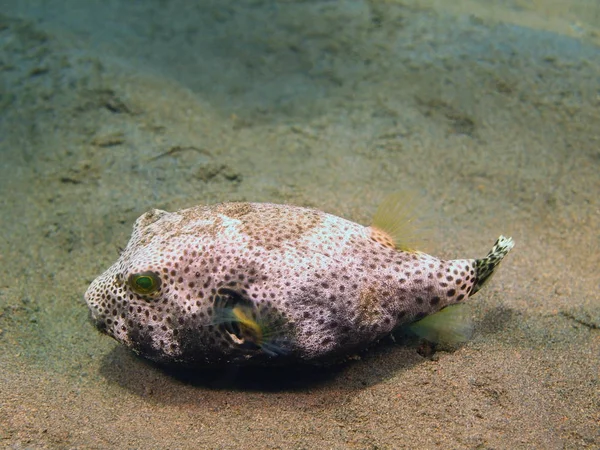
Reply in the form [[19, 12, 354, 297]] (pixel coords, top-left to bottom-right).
[[128, 271, 161, 295]]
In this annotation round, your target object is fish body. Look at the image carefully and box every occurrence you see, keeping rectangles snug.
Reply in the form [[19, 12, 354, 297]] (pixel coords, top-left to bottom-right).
[[85, 200, 514, 366]]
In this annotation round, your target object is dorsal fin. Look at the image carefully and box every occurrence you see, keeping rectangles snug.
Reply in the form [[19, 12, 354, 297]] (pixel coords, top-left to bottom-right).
[[370, 191, 429, 252]]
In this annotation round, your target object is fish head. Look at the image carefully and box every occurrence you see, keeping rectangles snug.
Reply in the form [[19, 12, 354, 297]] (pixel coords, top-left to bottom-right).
[[84, 209, 202, 363], [84, 208, 293, 365]]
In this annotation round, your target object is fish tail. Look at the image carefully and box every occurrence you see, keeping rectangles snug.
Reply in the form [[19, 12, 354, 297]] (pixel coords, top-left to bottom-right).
[[472, 235, 514, 294]]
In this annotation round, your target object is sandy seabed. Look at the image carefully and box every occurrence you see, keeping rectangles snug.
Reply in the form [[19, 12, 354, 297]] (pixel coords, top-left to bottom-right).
[[0, 1, 598, 448]]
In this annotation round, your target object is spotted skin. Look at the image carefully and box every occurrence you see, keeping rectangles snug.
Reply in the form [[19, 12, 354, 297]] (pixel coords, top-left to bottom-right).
[[85, 202, 513, 366]]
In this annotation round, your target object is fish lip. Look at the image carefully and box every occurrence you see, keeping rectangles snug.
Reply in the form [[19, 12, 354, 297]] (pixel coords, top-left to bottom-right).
[[83, 284, 105, 333]]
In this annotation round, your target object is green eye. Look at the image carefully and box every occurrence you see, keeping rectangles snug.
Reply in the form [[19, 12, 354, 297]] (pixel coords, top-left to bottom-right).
[[135, 276, 154, 290], [128, 271, 161, 294]]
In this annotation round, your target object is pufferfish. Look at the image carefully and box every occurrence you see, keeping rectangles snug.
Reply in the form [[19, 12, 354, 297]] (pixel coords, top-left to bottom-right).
[[85, 195, 514, 366]]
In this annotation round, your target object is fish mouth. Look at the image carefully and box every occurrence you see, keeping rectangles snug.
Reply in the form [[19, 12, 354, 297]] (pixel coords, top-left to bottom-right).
[[87, 309, 108, 334]]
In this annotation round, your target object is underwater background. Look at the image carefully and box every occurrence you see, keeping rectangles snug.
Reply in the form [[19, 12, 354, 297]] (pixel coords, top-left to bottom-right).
[[1, 0, 598, 448]]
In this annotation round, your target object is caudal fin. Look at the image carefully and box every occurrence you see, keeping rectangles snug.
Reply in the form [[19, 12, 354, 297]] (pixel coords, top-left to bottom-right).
[[472, 235, 514, 294]]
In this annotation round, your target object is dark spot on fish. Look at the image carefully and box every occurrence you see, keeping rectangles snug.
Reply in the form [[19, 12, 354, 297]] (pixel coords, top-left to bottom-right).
[[127, 326, 159, 360]]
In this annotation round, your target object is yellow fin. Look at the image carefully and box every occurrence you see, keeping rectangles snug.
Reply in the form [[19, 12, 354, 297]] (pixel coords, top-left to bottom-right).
[[231, 305, 265, 345], [214, 304, 291, 357], [408, 304, 473, 346], [371, 191, 429, 252]]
